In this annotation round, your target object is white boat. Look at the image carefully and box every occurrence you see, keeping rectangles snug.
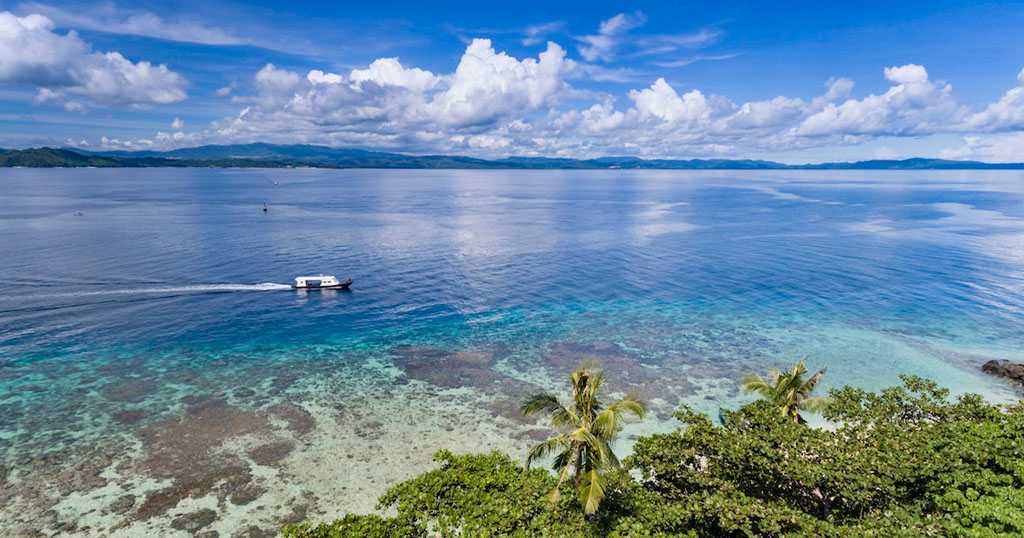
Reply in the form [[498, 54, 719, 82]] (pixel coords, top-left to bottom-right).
[[292, 275, 352, 289]]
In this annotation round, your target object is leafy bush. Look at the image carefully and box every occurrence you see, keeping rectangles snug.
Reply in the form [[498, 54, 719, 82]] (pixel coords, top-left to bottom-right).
[[284, 376, 1024, 537]]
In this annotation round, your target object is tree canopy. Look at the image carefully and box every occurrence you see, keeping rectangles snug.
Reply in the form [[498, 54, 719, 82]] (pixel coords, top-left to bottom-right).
[[284, 375, 1024, 537]]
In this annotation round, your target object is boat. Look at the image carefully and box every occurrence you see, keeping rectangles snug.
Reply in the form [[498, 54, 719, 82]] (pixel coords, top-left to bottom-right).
[[292, 275, 352, 289]]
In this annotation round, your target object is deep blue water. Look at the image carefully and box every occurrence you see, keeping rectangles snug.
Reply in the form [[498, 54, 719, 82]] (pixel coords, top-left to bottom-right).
[[2, 167, 1024, 460], [4, 168, 1024, 533], [4, 168, 1024, 358]]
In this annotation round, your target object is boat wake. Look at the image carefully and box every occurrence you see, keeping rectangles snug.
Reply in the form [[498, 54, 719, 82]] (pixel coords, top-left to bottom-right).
[[24, 283, 294, 299]]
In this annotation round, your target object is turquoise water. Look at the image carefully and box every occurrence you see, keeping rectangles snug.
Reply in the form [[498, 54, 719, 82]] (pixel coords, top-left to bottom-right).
[[1, 169, 1023, 536]]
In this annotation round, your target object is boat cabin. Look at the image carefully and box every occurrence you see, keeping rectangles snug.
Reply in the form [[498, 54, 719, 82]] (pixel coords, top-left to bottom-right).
[[292, 275, 351, 289]]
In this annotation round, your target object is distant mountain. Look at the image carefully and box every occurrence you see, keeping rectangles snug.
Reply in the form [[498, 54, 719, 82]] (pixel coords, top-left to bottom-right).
[[2, 144, 1023, 170], [0, 147, 293, 168], [0, 147, 127, 167], [795, 157, 1024, 170]]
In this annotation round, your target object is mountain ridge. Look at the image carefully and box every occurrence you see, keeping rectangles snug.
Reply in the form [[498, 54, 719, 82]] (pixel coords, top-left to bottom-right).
[[2, 145, 1022, 170]]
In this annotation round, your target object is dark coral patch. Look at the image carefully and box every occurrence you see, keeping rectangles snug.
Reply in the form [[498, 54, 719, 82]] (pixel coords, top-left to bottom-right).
[[269, 403, 315, 437], [247, 441, 295, 466], [170, 508, 217, 533], [112, 409, 148, 425], [100, 378, 158, 403]]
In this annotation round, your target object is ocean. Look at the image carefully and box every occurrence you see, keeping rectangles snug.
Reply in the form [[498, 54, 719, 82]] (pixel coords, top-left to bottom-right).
[[1, 168, 1022, 536]]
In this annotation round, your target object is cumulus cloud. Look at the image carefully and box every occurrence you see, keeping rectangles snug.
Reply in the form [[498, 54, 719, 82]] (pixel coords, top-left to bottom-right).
[[207, 39, 576, 150], [939, 133, 1024, 162], [963, 68, 1024, 132], [350, 58, 440, 92], [0, 11, 187, 107], [797, 64, 961, 136], [430, 39, 575, 128], [630, 78, 712, 126], [78, 25, 1024, 163]]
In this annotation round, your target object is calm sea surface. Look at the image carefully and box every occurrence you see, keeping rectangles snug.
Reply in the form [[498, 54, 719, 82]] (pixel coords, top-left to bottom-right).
[[1, 168, 1023, 535]]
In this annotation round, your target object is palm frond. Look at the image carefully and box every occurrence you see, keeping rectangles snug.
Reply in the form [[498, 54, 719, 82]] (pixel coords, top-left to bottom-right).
[[801, 368, 827, 395], [592, 396, 645, 439], [525, 435, 569, 470], [740, 374, 775, 398], [595, 437, 620, 470], [551, 448, 572, 472], [578, 469, 607, 515], [521, 391, 563, 417], [799, 396, 833, 413], [550, 406, 581, 429]]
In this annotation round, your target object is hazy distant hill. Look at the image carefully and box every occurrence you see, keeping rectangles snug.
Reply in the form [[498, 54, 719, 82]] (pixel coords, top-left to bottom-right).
[[0, 147, 293, 168], [2, 144, 1023, 169], [0, 147, 128, 167]]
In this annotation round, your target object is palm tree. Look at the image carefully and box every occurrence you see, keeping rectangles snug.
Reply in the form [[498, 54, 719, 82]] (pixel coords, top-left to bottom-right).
[[520, 362, 645, 515], [740, 356, 831, 424]]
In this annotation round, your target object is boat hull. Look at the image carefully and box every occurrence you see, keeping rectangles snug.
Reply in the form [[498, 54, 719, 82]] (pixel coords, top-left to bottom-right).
[[292, 282, 351, 290]]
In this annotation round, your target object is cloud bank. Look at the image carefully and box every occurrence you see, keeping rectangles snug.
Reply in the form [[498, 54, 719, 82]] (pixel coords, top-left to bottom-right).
[[179, 50, 1021, 159], [0, 11, 187, 109], [3, 9, 1021, 161]]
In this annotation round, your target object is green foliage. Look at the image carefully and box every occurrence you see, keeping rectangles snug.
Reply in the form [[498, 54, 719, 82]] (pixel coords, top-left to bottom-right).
[[285, 376, 1024, 537], [282, 450, 696, 538], [630, 375, 1024, 536], [521, 362, 646, 515], [740, 356, 831, 423]]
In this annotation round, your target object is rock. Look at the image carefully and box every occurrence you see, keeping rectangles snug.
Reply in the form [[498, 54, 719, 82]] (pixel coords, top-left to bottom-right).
[[269, 403, 315, 437], [981, 359, 1024, 385], [197, 531, 220, 538], [275, 503, 309, 527], [107, 494, 135, 515], [232, 525, 275, 538], [247, 441, 294, 466], [137, 399, 272, 479], [229, 484, 265, 506], [170, 508, 217, 533], [112, 409, 148, 425], [101, 378, 158, 403], [982, 359, 1003, 374], [181, 394, 210, 406], [521, 428, 551, 441]]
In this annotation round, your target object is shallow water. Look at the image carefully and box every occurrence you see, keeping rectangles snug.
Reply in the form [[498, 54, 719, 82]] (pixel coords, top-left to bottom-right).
[[1, 169, 1023, 536]]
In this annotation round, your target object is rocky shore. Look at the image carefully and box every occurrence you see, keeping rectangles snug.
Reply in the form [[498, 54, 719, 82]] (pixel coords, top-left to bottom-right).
[[981, 359, 1024, 388]]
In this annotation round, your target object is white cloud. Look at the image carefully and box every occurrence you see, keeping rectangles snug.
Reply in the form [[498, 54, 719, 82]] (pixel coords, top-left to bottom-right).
[[577, 12, 646, 62], [797, 64, 960, 136], [963, 68, 1024, 132], [939, 133, 1024, 162], [429, 39, 575, 128], [350, 58, 440, 92], [871, 146, 899, 159], [522, 21, 563, 46], [883, 64, 928, 85], [651, 53, 739, 68], [79, 27, 1024, 163], [17, 2, 245, 46], [0, 11, 187, 107], [171, 117, 184, 129], [206, 39, 576, 151], [629, 78, 712, 126]]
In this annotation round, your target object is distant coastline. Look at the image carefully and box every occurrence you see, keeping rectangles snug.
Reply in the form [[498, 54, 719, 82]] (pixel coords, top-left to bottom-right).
[[2, 144, 1024, 170]]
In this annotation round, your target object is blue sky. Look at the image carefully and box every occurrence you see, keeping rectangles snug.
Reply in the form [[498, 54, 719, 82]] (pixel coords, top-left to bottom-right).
[[0, 0, 1022, 162]]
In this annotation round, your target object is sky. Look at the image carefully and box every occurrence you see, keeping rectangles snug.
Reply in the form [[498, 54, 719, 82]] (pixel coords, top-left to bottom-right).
[[0, 0, 1023, 162]]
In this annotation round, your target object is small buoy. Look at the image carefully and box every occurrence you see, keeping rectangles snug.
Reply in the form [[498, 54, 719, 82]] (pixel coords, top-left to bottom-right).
[[262, 203, 267, 212]]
